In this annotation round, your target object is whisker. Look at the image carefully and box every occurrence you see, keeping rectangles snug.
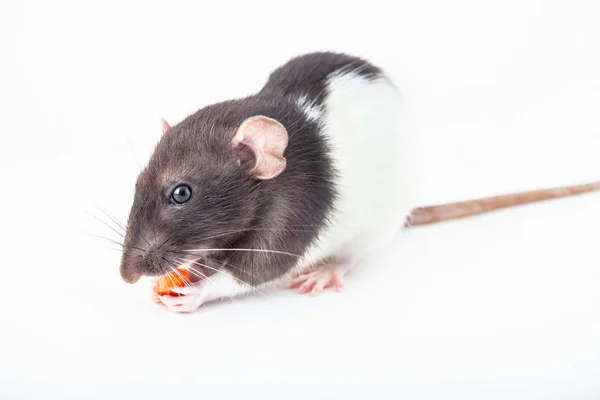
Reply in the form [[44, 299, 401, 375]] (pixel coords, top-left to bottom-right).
[[169, 259, 240, 305], [164, 250, 283, 280], [158, 237, 173, 250], [106, 210, 147, 247], [184, 264, 241, 305], [222, 259, 261, 280], [103, 247, 128, 253], [164, 269, 176, 289], [99, 208, 126, 233], [126, 134, 143, 173], [182, 258, 268, 297], [89, 208, 151, 250], [178, 248, 301, 258], [173, 266, 196, 291], [84, 233, 124, 246], [185, 265, 217, 286], [138, 233, 152, 247], [186, 266, 208, 281], [194, 227, 319, 242], [169, 257, 242, 305], [178, 223, 324, 245], [171, 256, 212, 283], [87, 211, 126, 239], [84, 233, 146, 253], [162, 257, 195, 291]]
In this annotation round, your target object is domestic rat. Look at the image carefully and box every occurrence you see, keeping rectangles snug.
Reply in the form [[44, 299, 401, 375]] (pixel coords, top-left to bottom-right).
[[119, 52, 600, 313]]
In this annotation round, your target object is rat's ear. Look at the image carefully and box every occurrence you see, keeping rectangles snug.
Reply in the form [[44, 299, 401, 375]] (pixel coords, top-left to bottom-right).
[[232, 115, 288, 180], [161, 118, 171, 136]]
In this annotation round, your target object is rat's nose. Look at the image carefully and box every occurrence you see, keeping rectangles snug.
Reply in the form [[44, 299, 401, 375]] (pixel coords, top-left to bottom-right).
[[119, 251, 142, 283], [120, 235, 171, 282]]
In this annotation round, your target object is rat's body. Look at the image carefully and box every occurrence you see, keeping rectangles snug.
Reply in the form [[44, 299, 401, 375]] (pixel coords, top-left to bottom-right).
[[120, 52, 600, 313]]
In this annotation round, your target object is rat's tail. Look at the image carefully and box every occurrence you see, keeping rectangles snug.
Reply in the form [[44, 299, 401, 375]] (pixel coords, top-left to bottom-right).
[[408, 181, 600, 227]]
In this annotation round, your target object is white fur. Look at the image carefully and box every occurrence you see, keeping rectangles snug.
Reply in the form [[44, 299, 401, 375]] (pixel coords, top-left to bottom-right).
[[295, 94, 325, 123], [298, 71, 418, 269]]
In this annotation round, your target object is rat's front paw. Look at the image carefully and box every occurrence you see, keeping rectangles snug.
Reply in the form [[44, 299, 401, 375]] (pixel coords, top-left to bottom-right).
[[158, 286, 204, 313]]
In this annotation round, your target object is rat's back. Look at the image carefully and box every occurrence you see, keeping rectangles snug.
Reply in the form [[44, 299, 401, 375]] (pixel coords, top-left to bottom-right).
[[261, 53, 419, 268]]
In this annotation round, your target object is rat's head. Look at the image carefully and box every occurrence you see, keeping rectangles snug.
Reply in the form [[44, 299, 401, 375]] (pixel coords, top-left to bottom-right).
[[120, 114, 288, 283]]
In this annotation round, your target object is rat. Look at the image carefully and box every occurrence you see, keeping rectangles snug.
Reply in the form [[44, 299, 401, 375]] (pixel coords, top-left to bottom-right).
[[119, 52, 600, 313]]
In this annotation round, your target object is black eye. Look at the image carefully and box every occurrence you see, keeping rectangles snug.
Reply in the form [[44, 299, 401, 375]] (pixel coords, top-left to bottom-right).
[[170, 185, 192, 204]]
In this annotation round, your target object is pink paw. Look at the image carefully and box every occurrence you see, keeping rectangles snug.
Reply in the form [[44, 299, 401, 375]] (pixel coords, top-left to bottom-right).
[[150, 280, 162, 304], [287, 264, 346, 295], [159, 292, 203, 313], [151, 280, 204, 313]]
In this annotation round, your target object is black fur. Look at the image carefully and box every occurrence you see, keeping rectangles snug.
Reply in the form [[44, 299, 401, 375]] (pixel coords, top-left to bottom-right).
[[261, 52, 381, 104], [120, 52, 380, 286]]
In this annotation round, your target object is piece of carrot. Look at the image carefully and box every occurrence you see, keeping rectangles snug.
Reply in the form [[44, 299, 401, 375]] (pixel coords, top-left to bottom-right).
[[155, 268, 190, 296]]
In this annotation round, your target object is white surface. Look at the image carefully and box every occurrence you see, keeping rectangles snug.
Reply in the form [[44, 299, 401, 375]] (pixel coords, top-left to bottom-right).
[[1, 1, 599, 399]]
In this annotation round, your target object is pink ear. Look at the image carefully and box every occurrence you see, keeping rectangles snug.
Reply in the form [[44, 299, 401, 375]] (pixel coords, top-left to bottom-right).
[[232, 116, 289, 180], [161, 118, 171, 135]]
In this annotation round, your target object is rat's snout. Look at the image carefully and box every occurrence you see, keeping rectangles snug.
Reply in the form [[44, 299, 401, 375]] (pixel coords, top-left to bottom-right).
[[120, 233, 172, 283], [120, 252, 142, 283]]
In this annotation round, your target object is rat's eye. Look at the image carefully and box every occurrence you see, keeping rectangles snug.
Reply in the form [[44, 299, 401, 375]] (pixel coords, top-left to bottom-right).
[[170, 185, 192, 204]]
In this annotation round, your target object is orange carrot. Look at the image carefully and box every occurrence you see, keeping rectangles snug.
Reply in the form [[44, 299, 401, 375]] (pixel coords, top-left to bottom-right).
[[155, 268, 190, 296]]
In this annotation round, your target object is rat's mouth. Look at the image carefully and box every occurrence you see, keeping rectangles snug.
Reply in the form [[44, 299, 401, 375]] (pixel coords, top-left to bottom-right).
[[171, 256, 220, 283], [121, 244, 223, 285]]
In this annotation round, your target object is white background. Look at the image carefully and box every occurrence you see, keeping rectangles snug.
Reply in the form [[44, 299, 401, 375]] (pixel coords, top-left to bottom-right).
[[1, 0, 599, 399]]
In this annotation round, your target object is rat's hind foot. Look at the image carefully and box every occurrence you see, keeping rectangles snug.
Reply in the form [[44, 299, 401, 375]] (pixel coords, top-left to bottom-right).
[[287, 260, 349, 296]]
